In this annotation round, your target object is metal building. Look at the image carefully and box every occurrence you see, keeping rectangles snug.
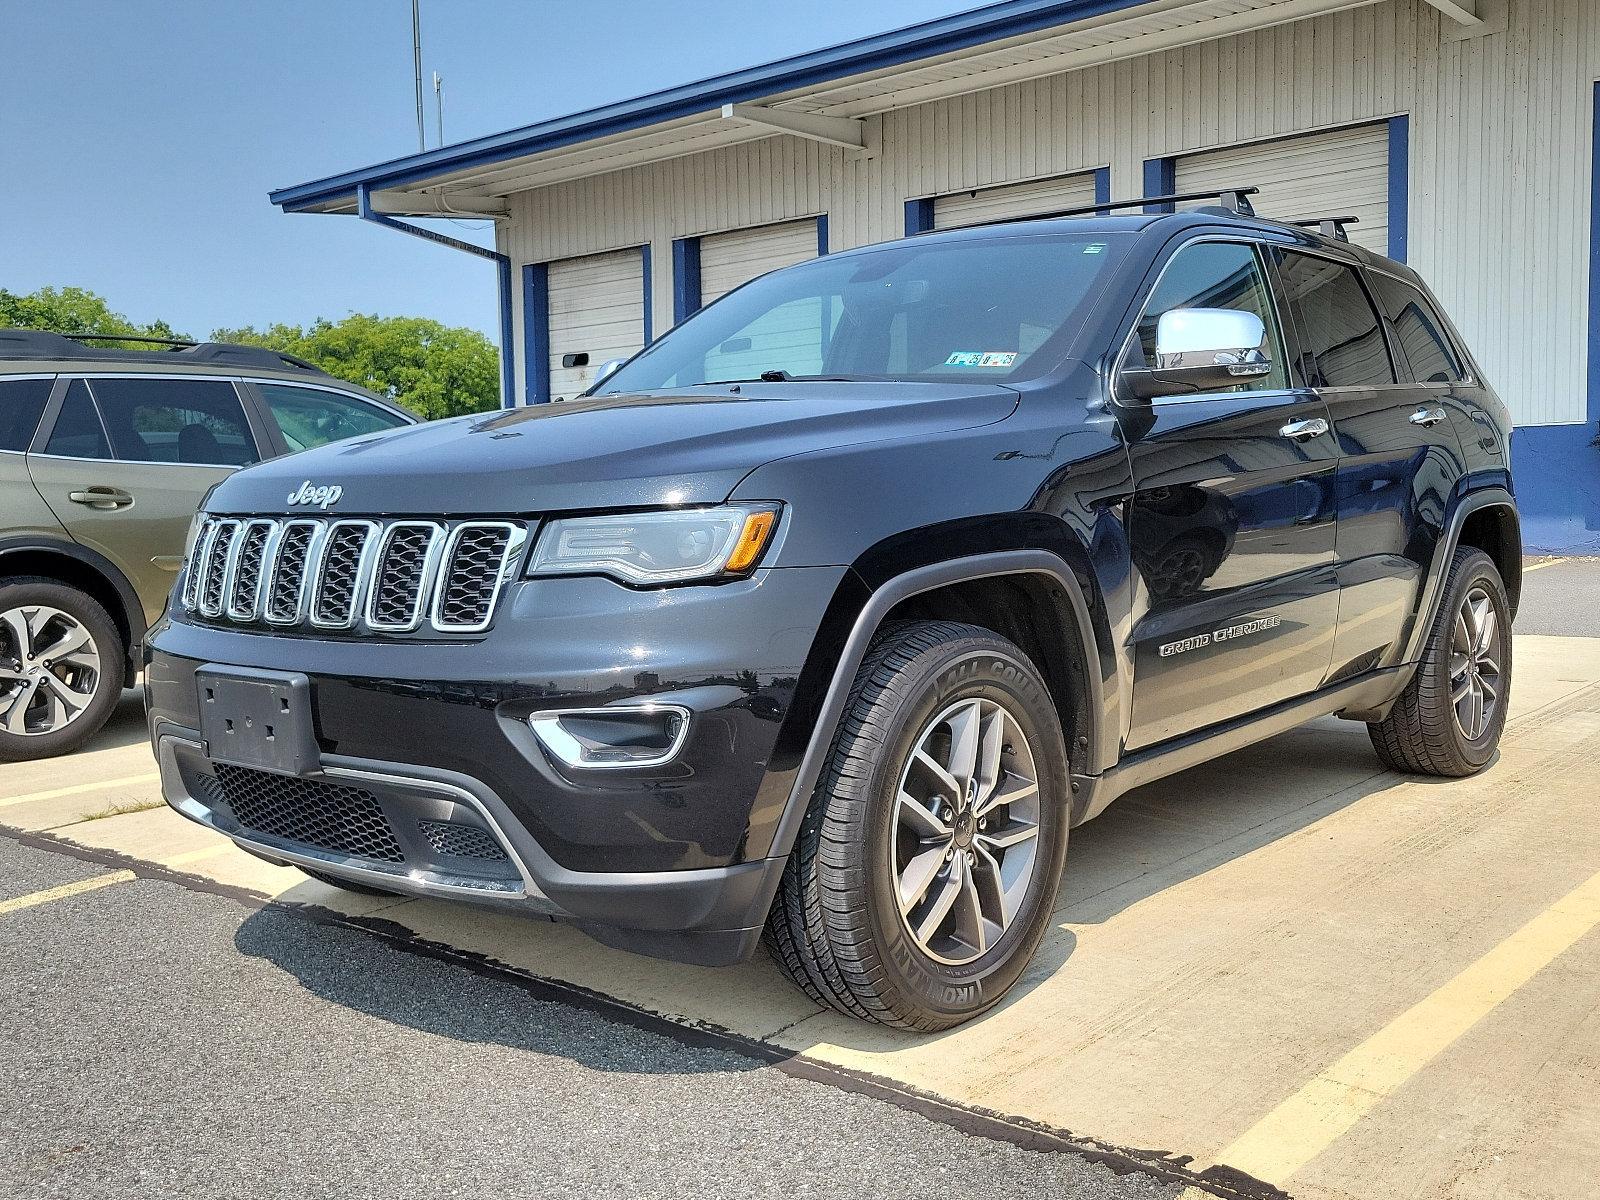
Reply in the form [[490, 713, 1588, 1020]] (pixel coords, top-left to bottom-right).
[[272, 0, 1597, 553]]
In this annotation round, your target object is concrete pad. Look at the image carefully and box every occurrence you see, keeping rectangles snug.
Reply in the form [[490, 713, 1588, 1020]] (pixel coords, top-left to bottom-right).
[[8, 634, 1600, 1198]]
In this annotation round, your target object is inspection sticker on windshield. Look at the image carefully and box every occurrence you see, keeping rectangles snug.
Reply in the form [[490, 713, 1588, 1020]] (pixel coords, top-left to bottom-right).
[[945, 351, 1017, 367]]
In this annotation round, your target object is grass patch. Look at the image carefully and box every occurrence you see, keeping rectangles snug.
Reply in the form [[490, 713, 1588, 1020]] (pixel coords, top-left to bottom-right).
[[80, 798, 167, 822]]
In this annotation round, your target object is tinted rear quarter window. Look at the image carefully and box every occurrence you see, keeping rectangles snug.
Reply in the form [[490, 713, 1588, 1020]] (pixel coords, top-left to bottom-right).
[[88, 378, 259, 465], [0, 378, 53, 452], [1274, 251, 1396, 388], [43, 379, 111, 460], [1368, 273, 1465, 384]]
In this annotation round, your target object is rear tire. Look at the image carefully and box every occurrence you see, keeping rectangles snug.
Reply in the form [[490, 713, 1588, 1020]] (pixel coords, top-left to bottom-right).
[[1368, 547, 1511, 777], [0, 577, 124, 763], [765, 620, 1070, 1030]]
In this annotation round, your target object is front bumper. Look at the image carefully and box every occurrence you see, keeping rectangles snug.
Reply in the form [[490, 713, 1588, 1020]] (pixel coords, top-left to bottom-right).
[[145, 565, 849, 966]]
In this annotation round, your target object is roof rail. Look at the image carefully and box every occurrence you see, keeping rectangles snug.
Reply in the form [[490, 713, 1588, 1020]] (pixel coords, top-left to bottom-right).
[[1289, 215, 1359, 243], [919, 186, 1259, 232], [0, 328, 321, 373]]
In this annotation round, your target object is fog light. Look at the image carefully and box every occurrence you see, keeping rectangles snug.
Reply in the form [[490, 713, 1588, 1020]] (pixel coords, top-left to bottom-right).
[[528, 704, 691, 769]]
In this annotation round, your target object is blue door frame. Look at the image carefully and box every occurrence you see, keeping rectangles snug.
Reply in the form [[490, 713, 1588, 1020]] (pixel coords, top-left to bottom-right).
[[520, 245, 653, 406], [671, 215, 830, 324]]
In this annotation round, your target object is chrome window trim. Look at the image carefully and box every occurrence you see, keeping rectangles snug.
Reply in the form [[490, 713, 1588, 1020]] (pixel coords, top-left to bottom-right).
[[364, 521, 446, 633], [308, 519, 382, 630], [429, 521, 527, 634], [224, 519, 282, 622], [1111, 234, 1298, 408], [264, 520, 327, 626]]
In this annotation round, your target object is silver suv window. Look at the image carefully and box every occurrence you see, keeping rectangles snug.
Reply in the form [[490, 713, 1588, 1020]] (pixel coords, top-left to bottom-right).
[[258, 383, 409, 452], [0, 378, 52, 452], [88, 378, 259, 466]]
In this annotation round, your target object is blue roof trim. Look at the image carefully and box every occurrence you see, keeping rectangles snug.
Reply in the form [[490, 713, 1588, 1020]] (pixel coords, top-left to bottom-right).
[[271, 0, 1147, 212]]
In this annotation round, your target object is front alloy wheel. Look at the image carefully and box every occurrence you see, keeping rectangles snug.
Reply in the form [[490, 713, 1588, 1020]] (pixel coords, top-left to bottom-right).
[[893, 698, 1041, 965], [766, 620, 1070, 1030]]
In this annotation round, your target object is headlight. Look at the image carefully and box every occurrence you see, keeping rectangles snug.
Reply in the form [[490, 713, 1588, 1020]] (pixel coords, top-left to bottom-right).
[[526, 504, 780, 585]]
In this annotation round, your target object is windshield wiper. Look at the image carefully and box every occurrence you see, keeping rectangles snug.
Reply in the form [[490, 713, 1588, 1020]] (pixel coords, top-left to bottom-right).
[[712, 371, 867, 384]]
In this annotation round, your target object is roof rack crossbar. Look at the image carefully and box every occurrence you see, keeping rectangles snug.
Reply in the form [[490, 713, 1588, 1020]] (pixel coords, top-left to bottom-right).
[[1288, 215, 1359, 243], [917, 186, 1259, 232], [61, 332, 198, 349]]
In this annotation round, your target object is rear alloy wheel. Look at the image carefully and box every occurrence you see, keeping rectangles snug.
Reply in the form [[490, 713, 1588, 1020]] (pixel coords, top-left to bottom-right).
[[1368, 547, 1511, 777], [0, 579, 124, 762], [766, 620, 1070, 1030]]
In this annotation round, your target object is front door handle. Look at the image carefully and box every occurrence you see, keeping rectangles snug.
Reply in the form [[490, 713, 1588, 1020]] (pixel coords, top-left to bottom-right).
[[67, 486, 134, 510], [1410, 407, 1449, 428], [1279, 418, 1330, 442]]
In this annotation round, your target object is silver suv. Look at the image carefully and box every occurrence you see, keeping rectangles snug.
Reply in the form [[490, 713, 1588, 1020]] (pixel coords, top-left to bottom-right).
[[0, 330, 415, 760]]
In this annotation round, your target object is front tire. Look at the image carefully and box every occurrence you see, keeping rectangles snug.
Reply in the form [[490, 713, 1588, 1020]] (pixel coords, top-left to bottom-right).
[[766, 620, 1070, 1030], [0, 577, 124, 763], [1368, 547, 1511, 777]]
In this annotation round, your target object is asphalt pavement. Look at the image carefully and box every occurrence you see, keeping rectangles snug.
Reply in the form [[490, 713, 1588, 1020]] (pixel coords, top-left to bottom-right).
[[0, 834, 1178, 1200], [1514, 556, 1600, 636]]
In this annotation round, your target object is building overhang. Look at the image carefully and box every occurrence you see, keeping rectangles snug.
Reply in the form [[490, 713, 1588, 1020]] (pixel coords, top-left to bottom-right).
[[270, 0, 1383, 218]]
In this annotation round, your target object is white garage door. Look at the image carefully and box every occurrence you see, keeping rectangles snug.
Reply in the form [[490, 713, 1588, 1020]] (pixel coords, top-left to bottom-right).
[[1174, 123, 1390, 255], [933, 171, 1099, 229], [547, 248, 645, 401], [700, 219, 821, 305]]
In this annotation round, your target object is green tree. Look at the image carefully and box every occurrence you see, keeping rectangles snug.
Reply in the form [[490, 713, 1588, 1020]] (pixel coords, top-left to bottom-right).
[[211, 314, 500, 420], [0, 285, 189, 346]]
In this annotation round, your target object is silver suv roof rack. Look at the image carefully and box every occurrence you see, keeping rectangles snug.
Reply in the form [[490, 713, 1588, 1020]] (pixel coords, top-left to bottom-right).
[[0, 328, 322, 373]]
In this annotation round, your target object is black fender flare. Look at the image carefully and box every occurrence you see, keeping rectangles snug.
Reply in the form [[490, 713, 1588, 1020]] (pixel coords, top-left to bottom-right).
[[763, 549, 1108, 868], [0, 537, 148, 683], [1399, 486, 1519, 667]]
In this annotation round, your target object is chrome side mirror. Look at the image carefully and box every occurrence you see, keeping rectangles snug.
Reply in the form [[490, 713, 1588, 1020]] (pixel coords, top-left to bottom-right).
[[593, 358, 625, 386], [1121, 308, 1272, 402]]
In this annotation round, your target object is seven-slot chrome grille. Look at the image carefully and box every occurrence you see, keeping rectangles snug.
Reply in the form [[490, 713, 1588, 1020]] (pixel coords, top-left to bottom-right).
[[183, 515, 526, 635]]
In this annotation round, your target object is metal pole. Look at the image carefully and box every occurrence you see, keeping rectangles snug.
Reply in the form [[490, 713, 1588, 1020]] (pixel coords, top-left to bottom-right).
[[412, 0, 425, 152], [433, 72, 444, 147]]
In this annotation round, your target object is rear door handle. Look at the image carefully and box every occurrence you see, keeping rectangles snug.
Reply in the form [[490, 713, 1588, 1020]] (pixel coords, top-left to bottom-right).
[[1410, 407, 1449, 427], [1279, 418, 1330, 442], [67, 486, 134, 509]]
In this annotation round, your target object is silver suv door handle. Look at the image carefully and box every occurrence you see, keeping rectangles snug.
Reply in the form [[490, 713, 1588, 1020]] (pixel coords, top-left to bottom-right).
[[67, 486, 134, 510], [1279, 418, 1330, 442], [1410, 407, 1448, 427]]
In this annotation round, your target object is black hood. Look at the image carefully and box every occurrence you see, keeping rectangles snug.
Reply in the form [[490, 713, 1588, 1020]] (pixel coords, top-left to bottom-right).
[[205, 383, 1019, 516]]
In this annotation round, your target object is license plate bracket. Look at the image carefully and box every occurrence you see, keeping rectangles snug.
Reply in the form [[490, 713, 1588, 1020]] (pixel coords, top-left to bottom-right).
[[197, 666, 319, 776]]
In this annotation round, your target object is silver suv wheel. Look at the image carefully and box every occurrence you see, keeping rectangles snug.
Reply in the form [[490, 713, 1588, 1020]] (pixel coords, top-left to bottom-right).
[[0, 605, 102, 736], [1450, 585, 1502, 742]]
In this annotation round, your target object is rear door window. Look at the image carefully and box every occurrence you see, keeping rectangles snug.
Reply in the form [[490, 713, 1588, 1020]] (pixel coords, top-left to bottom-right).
[[1368, 273, 1466, 384], [257, 383, 409, 452], [86, 378, 260, 466], [43, 380, 111, 460], [1274, 251, 1396, 389], [0, 378, 53, 452]]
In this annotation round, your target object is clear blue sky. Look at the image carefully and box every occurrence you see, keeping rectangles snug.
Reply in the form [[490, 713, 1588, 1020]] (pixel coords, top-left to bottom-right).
[[2, 0, 968, 343]]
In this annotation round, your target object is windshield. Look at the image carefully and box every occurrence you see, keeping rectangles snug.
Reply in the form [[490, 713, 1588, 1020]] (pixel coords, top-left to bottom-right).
[[595, 232, 1129, 394]]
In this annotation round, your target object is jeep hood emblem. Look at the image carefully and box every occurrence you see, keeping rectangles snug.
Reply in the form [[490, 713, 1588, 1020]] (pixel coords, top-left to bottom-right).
[[287, 480, 343, 510]]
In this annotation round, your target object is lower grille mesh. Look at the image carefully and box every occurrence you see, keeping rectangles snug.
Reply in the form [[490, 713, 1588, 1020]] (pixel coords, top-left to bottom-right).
[[203, 764, 405, 863], [418, 819, 508, 861]]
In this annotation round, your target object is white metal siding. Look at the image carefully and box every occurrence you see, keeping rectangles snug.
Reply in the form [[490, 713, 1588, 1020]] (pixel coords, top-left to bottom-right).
[[700, 220, 821, 304], [546, 249, 644, 401], [1174, 124, 1390, 254], [932, 171, 1099, 229], [505, 0, 1596, 427]]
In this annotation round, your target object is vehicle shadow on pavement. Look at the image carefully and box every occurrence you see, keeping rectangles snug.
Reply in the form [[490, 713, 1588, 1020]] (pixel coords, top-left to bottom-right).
[[225, 716, 1434, 1057], [78, 690, 152, 753], [228, 905, 774, 1075]]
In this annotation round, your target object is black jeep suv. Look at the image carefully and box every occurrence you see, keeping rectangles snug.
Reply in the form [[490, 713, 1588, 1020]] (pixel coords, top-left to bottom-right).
[[145, 197, 1518, 1029]]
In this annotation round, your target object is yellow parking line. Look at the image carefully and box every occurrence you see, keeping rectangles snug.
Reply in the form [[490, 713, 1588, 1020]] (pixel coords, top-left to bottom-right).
[[1521, 557, 1566, 574], [0, 871, 136, 915], [159, 844, 234, 868], [1212, 867, 1600, 1187], [0, 773, 161, 809]]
